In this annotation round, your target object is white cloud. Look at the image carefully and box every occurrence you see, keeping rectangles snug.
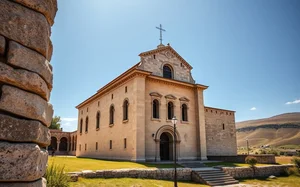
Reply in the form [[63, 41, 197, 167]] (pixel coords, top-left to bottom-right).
[[250, 107, 256, 111], [61, 117, 77, 122], [285, 99, 300, 105]]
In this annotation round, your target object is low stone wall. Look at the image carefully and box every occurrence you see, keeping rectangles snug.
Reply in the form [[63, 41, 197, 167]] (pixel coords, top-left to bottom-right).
[[68, 168, 192, 181], [208, 154, 276, 164], [222, 165, 293, 179]]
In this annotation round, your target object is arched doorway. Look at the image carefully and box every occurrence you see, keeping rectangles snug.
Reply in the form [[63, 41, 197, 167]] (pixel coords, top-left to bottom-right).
[[160, 132, 173, 160], [59, 137, 68, 151], [49, 137, 57, 151]]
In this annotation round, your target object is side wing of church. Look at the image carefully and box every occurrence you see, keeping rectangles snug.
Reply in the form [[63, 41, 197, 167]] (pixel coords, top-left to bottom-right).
[[75, 44, 237, 161]]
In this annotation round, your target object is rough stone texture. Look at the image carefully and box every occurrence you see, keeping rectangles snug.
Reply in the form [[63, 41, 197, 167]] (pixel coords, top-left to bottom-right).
[[205, 107, 237, 156], [0, 142, 48, 182], [0, 114, 50, 147], [0, 0, 50, 58], [0, 36, 5, 56], [7, 41, 53, 89], [0, 85, 53, 127], [0, 178, 46, 187], [11, 0, 58, 26], [68, 168, 192, 181], [222, 165, 293, 179], [0, 61, 50, 101], [208, 154, 276, 164]]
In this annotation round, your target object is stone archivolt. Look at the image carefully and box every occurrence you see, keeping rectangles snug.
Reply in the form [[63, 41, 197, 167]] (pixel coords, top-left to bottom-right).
[[0, 0, 57, 185]]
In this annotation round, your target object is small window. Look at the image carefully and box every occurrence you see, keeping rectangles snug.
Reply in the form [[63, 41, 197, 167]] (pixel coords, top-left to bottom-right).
[[110, 105, 114, 125], [85, 144, 87, 151], [167, 102, 174, 120], [211, 110, 213, 113], [110, 140, 112, 149], [79, 144, 81, 151], [226, 112, 228, 115], [81, 110, 83, 114], [163, 65, 173, 79], [124, 138, 127, 149], [98, 101, 100, 107], [152, 99, 159, 119], [206, 109, 208, 112], [79, 118, 83, 133], [111, 94, 113, 99], [216, 111, 217, 114], [153, 55, 156, 59], [85, 116, 89, 132], [87, 107, 88, 112], [96, 112, 100, 129], [223, 124, 225, 130], [125, 86, 127, 93], [123, 100, 129, 121], [182, 104, 188, 121], [96, 142, 98, 150]]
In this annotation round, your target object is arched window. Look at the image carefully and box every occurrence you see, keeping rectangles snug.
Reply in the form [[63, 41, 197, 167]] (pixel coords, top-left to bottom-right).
[[182, 104, 188, 121], [167, 102, 174, 120], [96, 111, 100, 129], [123, 100, 129, 120], [85, 116, 89, 132], [153, 99, 159, 119], [223, 123, 225, 130], [79, 118, 83, 133], [110, 105, 114, 125], [163, 65, 173, 79]]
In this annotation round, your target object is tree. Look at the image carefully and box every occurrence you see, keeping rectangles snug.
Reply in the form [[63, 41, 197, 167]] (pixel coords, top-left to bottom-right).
[[245, 156, 258, 177], [50, 116, 61, 130]]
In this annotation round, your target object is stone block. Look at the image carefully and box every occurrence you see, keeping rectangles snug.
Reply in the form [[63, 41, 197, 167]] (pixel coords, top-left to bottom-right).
[[0, 178, 46, 187], [7, 41, 53, 89], [0, 85, 53, 127], [0, 61, 50, 101], [0, 142, 48, 182], [0, 114, 50, 147], [0, 36, 5, 56], [11, 0, 58, 26], [0, 0, 50, 58]]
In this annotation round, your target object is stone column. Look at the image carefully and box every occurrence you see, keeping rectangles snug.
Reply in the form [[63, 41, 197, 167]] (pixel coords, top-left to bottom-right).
[[57, 140, 60, 152], [0, 0, 57, 186]]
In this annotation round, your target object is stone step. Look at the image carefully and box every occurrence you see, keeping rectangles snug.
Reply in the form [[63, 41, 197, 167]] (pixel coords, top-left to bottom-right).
[[205, 178, 238, 183], [208, 180, 239, 186], [192, 169, 239, 186], [197, 172, 229, 177], [201, 175, 234, 180]]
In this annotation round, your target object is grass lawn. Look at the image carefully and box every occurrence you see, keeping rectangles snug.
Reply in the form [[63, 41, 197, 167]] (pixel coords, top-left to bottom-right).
[[48, 156, 179, 172], [240, 176, 300, 187], [276, 156, 294, 164], [70, 178, 207, 187], [204, 162, 271, 167]]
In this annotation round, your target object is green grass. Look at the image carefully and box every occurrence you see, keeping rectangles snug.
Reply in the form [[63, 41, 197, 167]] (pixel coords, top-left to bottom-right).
[[48, 156, 179, 172], [70, 178, 207, 187], [204, 162, 272, 167], [240, 176, 300, 187]]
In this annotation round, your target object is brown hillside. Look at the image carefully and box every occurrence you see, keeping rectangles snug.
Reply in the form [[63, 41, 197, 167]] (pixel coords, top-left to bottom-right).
[[236, 112, 300, 147]]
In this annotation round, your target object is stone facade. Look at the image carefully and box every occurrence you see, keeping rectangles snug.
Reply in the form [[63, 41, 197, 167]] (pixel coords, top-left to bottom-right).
[[205, 107, 237, 156], [76, 44, 237, 161], [222, 165, 293, 179], [0, 0, 57, 186], [208, 154, 276, 164]]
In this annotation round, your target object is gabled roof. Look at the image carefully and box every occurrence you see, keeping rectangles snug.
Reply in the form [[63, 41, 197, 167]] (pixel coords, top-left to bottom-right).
[[138, 45, 193, 70]]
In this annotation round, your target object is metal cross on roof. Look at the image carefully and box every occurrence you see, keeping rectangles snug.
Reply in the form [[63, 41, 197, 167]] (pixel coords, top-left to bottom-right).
[[156, 24, 166, 45]]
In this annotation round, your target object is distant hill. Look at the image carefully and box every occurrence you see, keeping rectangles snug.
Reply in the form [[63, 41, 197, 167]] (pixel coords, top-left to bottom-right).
[[236, 113, 300, 147]]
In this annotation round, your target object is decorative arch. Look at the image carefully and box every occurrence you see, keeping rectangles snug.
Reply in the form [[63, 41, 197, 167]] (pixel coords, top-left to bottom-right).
[[85, 116, 89, 132], [59, 137, 68, 151], [109, 104, 115, 125], [154, 125, 181, 142], [79, 118, 83, 133]]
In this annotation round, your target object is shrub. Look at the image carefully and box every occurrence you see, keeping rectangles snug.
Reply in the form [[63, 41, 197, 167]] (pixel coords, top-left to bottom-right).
[[287, 167, 300, 176], [245, 156, 258, 168], [292, 157, 300, 170], [44, 164, 69, 187]]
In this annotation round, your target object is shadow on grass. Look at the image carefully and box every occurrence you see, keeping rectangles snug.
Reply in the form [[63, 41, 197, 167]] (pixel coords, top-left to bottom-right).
[[238, 175, 291, 183], [76, 157, 181, 168]]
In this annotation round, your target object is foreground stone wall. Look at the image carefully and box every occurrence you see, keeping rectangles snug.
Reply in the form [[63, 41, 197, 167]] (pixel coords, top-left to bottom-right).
[[0, 0, 57, 186], [208, 154, 276, 164], [222, 165, 293, 179], [69, 168, 192, 181]]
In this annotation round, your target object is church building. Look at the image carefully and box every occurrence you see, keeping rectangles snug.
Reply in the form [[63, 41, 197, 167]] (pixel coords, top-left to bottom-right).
[[76, 43, 237, 162]]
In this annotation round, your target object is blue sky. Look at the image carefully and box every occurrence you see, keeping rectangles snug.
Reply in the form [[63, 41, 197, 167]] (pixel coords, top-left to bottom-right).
[[50, 0, 300, 132]]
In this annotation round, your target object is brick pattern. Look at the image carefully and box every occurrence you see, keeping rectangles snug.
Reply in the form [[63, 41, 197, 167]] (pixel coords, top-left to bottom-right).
[[0, 0, 57, 185]]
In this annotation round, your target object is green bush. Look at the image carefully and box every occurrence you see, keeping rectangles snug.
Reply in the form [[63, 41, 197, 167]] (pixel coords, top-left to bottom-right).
[[245, 156, 258, 168], [287, 167, 300, 176], [292, 157, 300, 170], [44, 164, 69, 187]]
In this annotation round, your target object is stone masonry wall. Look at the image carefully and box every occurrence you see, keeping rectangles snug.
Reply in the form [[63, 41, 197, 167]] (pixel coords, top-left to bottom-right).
[[205, 107, 237, 156], [208, 154, 276, 164], [69, 168, 192, 181], [222, 165, 293, 179], [0, 0, 57, 186]]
